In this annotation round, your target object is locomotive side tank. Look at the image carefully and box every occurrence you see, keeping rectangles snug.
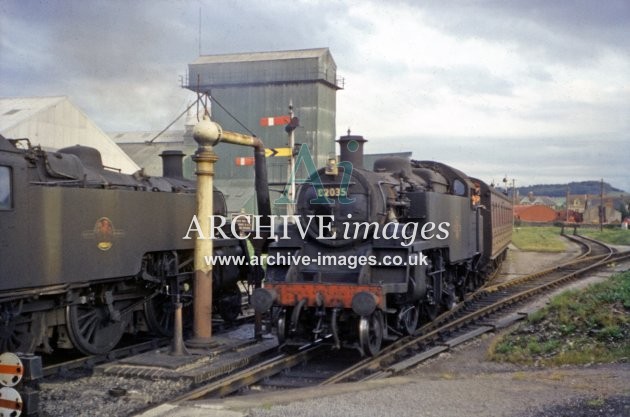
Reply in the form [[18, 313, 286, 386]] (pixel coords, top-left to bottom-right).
[[0, 135, 248, 354], [253, 134, 511, 356]]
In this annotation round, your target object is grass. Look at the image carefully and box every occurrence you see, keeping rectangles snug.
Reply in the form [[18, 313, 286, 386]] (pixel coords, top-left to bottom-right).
[[577, 228, 630, 246], [586, 398, 605, 407], [488, 271, 630, 366], [511, 226, 567, 252]]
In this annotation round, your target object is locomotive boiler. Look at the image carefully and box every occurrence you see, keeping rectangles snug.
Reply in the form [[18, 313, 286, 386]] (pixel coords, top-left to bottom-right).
[[0, 135, 252, 355], [252, 134, 512, 356]]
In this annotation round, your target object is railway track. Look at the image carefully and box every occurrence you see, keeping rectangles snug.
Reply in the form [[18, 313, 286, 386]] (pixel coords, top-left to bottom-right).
[[42, 337, 169, 377], [33, 233, 622, 417], [322, 233, 626, 384], [148, 233, 627, 411], [41, 311, 254, 377]]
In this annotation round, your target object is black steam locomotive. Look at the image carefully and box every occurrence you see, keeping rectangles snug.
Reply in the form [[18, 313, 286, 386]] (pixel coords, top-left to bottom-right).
[[252, 134, 512, 356], [0, 135, 250, 355]]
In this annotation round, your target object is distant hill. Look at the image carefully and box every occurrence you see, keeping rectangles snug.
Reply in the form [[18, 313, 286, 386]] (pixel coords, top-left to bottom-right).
[[515, 181, 624, 197]]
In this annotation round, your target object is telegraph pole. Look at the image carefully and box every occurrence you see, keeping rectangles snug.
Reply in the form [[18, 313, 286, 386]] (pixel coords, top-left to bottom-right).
[[287, 101, 296, 217], [566, 186, 570, 223], [512, 179, 516, 229], [599, 178, 606, 232]]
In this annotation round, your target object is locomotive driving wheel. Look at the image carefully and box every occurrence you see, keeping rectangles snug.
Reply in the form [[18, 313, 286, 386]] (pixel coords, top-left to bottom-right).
[[144, 252, 193, 336], [0, 307, 45, 354], [66, 301, 127, 355], [144, 284, 193, 336], [359, 310, 383, 357], [144, 294, 175, 337], [399, 304, 419, 335], [275, 308, 289, 345], [421, 302, 439, 322]]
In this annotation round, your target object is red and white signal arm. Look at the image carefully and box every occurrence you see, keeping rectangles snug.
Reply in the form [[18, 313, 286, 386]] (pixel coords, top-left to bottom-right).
[[259, 115, 291, 127], [0, 352, 23, 387], [234, 156, 255, 166], [0, 387, 22, 416]]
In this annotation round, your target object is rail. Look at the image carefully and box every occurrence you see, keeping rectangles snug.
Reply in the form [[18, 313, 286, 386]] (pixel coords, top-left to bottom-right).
[[322, 235, 625, 384]]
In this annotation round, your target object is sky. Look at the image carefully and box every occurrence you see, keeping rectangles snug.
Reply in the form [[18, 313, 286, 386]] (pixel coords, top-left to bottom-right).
[[1, 0, 628, 191]]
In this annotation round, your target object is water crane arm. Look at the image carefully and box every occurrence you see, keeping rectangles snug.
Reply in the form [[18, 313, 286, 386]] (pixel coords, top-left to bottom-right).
[[192, 116, 272, 235]]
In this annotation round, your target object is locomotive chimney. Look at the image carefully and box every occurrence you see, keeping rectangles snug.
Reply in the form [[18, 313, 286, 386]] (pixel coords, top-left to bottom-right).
[[159, 150, 185, 178], [337, 133, 366, 170]]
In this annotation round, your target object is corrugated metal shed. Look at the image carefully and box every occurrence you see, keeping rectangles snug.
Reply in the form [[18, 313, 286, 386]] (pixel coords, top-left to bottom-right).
[[112, 129, 197, 178], [186, 48, 341, 194], [0, 96, 139, 174], [189, 48, 340, 88]]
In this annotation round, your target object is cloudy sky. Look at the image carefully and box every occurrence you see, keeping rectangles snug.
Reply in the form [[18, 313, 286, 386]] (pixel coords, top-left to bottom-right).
[[1, 0, 628, 191]]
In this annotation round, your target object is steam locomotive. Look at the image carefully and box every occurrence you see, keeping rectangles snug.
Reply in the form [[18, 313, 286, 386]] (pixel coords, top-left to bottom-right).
[[0, 135, 251, 355], [252, 134, 512, 356]]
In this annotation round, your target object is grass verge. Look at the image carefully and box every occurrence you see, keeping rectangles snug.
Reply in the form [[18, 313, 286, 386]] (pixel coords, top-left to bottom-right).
[[488, 271, 630, 366], [577, 228, 630, 246], [511, 226, 567, 252]]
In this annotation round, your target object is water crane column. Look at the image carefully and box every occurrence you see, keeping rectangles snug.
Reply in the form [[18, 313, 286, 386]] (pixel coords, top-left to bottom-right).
[[187, 117, 221, 347]]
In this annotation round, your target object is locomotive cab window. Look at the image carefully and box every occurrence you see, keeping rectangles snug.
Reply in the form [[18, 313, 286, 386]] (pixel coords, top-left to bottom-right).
[[0, 166, 12, 210], [452, 179, 466, 196]]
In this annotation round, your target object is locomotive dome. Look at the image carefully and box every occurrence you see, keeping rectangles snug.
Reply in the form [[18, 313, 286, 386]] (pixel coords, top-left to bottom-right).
[[58, 144, 104, 169]]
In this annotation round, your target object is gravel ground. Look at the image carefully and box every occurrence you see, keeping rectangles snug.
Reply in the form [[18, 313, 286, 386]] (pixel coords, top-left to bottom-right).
[[493, 241, 582, 284], [527, 396, 630, 417], [39, 369, 189, 417], [223, 340, 628, 417]]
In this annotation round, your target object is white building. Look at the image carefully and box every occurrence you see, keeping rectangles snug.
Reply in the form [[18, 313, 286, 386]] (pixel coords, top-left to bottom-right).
[[0, 96, 139, 174]]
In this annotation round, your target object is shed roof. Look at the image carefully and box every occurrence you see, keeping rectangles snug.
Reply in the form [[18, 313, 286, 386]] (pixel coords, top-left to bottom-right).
[[0, 96, 139, 173], [192, 48, 331, 65], [111, 130, 187, 144], [0, 96, 66, 131]]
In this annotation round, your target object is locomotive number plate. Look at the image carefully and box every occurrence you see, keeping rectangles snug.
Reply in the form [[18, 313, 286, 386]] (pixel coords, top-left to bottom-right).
[[317, 187, 348, 198]]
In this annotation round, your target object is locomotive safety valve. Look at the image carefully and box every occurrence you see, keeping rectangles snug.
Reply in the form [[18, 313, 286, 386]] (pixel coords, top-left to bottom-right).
[[351, 291, 378, 317], [251, 288, 277, 314]]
